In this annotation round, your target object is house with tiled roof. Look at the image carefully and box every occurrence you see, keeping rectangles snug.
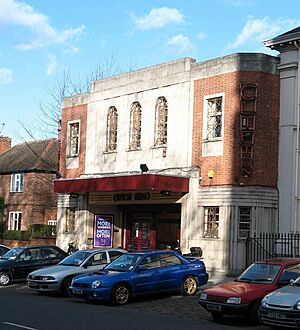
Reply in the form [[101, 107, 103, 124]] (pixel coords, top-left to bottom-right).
[[0, 137, 58, 232]]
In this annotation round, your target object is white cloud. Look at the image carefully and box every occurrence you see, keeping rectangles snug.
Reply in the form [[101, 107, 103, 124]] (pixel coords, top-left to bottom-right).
[[0, 0, 86, 50], [166, 34, 195, 53], [132, 7, 184, 30], [226, 16, 300, 50], [46, 53, 59, 76], [0, 68, 13, 85], [197, 32, 207, 40]]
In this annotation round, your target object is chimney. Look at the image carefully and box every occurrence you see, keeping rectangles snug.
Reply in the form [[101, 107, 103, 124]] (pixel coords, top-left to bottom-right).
[[0, 136, 12, 155]]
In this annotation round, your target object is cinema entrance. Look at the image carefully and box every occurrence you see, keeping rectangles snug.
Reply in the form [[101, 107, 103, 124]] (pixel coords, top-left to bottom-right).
[[122, 204, 181, 251]]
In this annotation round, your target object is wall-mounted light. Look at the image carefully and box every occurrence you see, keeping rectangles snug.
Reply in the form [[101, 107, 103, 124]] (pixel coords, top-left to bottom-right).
[[208, 170, 215, 179], [140, 164, 149, 173]]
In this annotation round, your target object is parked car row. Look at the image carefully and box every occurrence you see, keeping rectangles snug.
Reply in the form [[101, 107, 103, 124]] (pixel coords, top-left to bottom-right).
[[199, 258, 300, 328], [4, 243, 300, 327], [0, 245, 209, 306]]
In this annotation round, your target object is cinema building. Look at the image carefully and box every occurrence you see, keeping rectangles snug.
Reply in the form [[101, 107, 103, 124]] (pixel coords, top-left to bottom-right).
[[54, 53, 279, 274]]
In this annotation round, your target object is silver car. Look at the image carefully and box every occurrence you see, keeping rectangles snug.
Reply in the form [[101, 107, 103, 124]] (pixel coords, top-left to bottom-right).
[[27, 248, 127, 295], [260, 275, 300, 328]]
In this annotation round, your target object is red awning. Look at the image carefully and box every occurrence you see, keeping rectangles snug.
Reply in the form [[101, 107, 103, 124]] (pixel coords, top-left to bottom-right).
[[54, 174, 189, 194]]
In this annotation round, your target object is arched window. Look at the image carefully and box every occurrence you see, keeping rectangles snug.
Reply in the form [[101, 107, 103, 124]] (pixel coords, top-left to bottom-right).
[[154, 97, 168, 146], [129, 102, 142, 150], [106, 106, 118, 151]]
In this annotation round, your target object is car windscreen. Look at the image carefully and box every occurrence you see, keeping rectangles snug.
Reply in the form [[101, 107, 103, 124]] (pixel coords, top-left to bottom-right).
[[1, 248, 24, 260], [237, 263, 281, 283], [105, 254, 142, 272], [59, 251, 92, 266]]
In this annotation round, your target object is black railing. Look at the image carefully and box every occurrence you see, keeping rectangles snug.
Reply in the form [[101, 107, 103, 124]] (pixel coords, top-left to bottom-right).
[[246, 233, 300, 267]]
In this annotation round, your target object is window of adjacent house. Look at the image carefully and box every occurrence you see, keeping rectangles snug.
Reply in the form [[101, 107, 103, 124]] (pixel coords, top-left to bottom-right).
[[65, 208, 75, 232], [238, 207, 251, 239], [203, 207, 219, 238], [106, 106, 118, 152], [68, 122, 80, 156], [8, 211, 22, 230], [10, 173, 24, 192], [129, 102, 142, 150], [154, 97, 168, 146], [204, 95, 223, 141]]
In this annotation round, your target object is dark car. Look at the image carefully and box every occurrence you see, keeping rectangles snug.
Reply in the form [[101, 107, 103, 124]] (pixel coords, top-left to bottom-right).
[[199, 258, 300, 324], [0, 244, 10, 257], [69, 250, 208, 305], [0, 245, 68, 286]]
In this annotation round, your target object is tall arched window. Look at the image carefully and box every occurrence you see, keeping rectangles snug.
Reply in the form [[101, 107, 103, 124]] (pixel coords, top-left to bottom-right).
[[154, 97, 168, 146], [129, 102, 142, 150], [106, 106, 118, 151]]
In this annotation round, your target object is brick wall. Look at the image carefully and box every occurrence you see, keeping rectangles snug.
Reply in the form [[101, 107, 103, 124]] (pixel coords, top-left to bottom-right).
[[0, 136, 11, 155], [59, 104, 87, 178], [0, 172, 57, 229], [193, 71, 280, 187]]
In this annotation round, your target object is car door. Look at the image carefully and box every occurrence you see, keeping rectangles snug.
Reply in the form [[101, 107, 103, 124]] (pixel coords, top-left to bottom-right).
[[13, 248, 44, 280], [132, 254, 162, 294], [158, 253, 185, 291]]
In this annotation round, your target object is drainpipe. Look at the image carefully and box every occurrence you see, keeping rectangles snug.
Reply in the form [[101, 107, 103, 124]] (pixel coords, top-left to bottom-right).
[[293, 40, 300, 233]]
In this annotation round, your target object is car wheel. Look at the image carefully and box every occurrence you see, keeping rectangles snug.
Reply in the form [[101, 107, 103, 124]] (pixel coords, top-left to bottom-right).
[[181, 276, 198, 296], [249, 300, 260, 324], [61, 277, 73, 296], [112, 284, 130, 305], [0, 272, 11, 286], [211, 311, 223, 322]]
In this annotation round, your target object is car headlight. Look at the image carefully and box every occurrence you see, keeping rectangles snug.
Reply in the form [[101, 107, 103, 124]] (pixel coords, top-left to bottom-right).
[[92, 280, 101, 289], [295, 301, 300, 310], [200, 293, 207, 300], [227, 297, 241, 304], [41, 276, 55, 281], [261, 295, 269, 307]]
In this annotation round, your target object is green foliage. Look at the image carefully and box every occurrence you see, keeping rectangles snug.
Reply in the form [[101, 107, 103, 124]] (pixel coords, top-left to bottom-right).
[[28, 224, 56, 237], [4, 230, 31, 241]]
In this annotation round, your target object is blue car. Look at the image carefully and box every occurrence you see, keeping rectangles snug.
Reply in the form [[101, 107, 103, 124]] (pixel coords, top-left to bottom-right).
[[69, 250, 208, 305]]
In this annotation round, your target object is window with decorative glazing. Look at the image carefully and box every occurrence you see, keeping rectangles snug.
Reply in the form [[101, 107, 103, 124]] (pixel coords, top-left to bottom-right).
[[65, 208, 75, 232], [206, 96, 222, 140], [106, 107, 118, 151], [203, 207, 219, 238], [68, 122, 80, 156], [154, 97, 168, 146], [129, 102, 142, 150], [238, 207, 251, 239]]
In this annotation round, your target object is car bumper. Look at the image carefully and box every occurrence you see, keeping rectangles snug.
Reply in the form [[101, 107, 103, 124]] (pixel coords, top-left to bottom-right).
[[199, 299, 250, 315], [260, 306, 300, 328], [197, 273, 209, 286], [69, 286, 111, 301], [27, 280, 61, 292]]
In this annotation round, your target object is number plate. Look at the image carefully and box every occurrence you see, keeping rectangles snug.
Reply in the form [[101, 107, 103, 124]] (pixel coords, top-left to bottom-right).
[[73, 288, 83, 295], [268, 311, 286, 319], [207, 304, 221, 311]]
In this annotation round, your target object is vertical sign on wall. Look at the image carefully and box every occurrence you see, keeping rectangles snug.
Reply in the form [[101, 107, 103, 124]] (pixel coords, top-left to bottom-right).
[[93, 215, 113, 247]]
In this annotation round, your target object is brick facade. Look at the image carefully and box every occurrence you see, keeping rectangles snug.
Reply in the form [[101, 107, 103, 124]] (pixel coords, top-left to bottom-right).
[[193, 71, 279, 187], [0, 136, 11, 155], [59, 104, 87, 178]]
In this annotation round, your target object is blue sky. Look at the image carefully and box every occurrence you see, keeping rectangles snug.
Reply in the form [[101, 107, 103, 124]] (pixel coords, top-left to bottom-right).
[[1, 0, 300, 144]]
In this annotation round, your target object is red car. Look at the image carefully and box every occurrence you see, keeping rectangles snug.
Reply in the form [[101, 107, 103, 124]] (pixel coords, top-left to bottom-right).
[[199, 259, 300, 324]]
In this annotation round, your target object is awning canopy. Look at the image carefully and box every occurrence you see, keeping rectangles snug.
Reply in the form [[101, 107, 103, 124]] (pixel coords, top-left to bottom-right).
[[54, 174, 189, 194]]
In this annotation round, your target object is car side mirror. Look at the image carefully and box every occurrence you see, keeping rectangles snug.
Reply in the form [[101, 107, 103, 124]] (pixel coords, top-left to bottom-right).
[[290, 279, 295, 284]]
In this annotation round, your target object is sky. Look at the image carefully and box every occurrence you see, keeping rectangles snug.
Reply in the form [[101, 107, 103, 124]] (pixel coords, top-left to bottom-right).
[[1, 0, 300, 144]]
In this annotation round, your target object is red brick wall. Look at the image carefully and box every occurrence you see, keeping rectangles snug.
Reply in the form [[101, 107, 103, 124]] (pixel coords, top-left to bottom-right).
[[192, 71, 279, 187], [0, 172, 57, 230], [59, 104, 87, 178], [0, 136, 11, 155]]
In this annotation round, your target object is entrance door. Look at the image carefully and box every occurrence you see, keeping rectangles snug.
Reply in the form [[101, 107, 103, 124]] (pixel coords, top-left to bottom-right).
[[126, 213, 155, 250]]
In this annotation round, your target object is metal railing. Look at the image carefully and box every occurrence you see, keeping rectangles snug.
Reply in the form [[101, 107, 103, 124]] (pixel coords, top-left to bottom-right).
[[246, 233, 300, 267]]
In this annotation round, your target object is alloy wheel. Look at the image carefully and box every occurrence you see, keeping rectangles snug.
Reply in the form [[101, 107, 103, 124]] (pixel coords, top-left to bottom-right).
[[0, 273, 10, 286], [114, 285, 129, 305], [183, 277, 197, 295]]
